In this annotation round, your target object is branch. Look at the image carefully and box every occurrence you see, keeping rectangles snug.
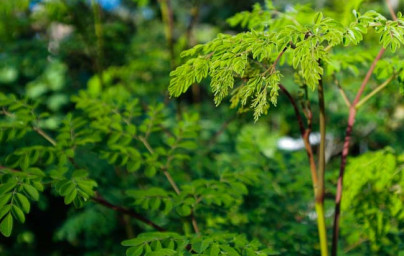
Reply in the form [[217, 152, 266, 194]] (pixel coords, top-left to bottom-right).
[[0, 166, 20, 173], [191, 211, 200, 235], [163, 170, 181, 195], [278, 84, 306, 137], [263, 46, 287, 76], [92, 195, 166, 232], [334, 78, 351, 108], [355, 75, 394, 109], [331, 45, 390, 256], [352, 48, 386, 105], [138, 135, 199, 233], [207, 116, 236, 147], [33, 126, 57, 146], [279, 84, 318, 187], [386, 0, 397, 20], [158, 0, 175, 67]]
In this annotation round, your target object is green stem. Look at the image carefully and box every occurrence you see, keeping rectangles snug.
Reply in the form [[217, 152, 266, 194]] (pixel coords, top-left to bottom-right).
[[317, 72, 328, 256], [355, 75, 394, 109], [316, 202, 328, 256], [91, 0, 105, 89], [33, 126, 57, 146], [158, 0, 175, 68], [279, 84, 327, 255], [317, 75, 326, 201]]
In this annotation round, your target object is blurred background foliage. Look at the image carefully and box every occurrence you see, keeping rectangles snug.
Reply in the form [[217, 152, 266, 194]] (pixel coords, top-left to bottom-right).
[[0, 0, 404, 255]]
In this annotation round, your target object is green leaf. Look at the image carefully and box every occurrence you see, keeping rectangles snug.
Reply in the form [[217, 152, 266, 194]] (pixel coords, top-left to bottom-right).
[[126, 246, 144, 256], [0, 179, 18, 194], [176, 205, 192, 217], [210, 243, 221, 256], [193, 239, 211, 253], [23, 184, 39, 201], [64, 189, 77, 205], [0, 213, 13, 237], [314, 12, 323, 24], [0, 193, 12, 208], [16, 193, 30, 214], [12, 205, 25, 223], [0, 205, 11, 220], [145, 249, 176, 256]]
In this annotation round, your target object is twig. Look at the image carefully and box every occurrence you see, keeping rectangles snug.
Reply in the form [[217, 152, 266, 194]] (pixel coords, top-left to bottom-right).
[[92, 195, 166, 231], [33, 126, 57, 146], [207, 116, 236, 147], [334, 78, 351, 108], [138, 135, 199, 233], [331, 47, 387, 256], [191, 211, 200, 235], [163, 170, 181, 195], [355, 75, 394, 109], [0, 166, 20, 173], [263, 47, 287, 76], [278, 84, 306, 137]]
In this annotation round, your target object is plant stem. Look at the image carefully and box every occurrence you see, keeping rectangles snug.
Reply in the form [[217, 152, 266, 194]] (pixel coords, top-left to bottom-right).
[[331, 47, 386, 256], [334, 78, 351, 108], [158, 0, 175, 68], [33, 126, 57, 146], [316, 202, 328, 256], [91, 0, 105, 89], [317, 76, 328, 256], [163, 170, 181, 195], [355, 75, 394, 109], [278, 84, 306, 138], [386, 0, 397, 20], [191, 211, 200, 235], [317, 72, 326, 202], [138, 135, 200, 234], [92, 195, 166, 231], [280, 84, 328, 255], [279, 84, 318, 188]]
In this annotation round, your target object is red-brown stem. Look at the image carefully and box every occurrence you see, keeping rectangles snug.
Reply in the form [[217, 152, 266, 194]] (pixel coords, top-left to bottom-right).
[[331, 47, 386, 256], [279, 84, 318, 190], [191, 211, 200, 235], [386, 0, 397, 20], [279, 84, 306, 137], [264, 47, 287, 76], [92, 195, 166, 231], [280, 83, 327, 254]]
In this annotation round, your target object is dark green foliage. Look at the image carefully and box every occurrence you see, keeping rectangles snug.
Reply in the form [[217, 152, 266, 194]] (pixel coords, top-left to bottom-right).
[[122, 232, 271, 256], [1, 0, 404, 255]]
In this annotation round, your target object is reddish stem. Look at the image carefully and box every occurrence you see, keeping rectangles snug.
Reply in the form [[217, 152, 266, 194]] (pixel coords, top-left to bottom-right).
[[331, 47, 386, 256], [279, 84, 318, 189]]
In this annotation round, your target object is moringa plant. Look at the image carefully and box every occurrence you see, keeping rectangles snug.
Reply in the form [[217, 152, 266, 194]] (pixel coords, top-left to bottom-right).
[[169, 0, 404, 255], [1, 0, 404, 256]]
